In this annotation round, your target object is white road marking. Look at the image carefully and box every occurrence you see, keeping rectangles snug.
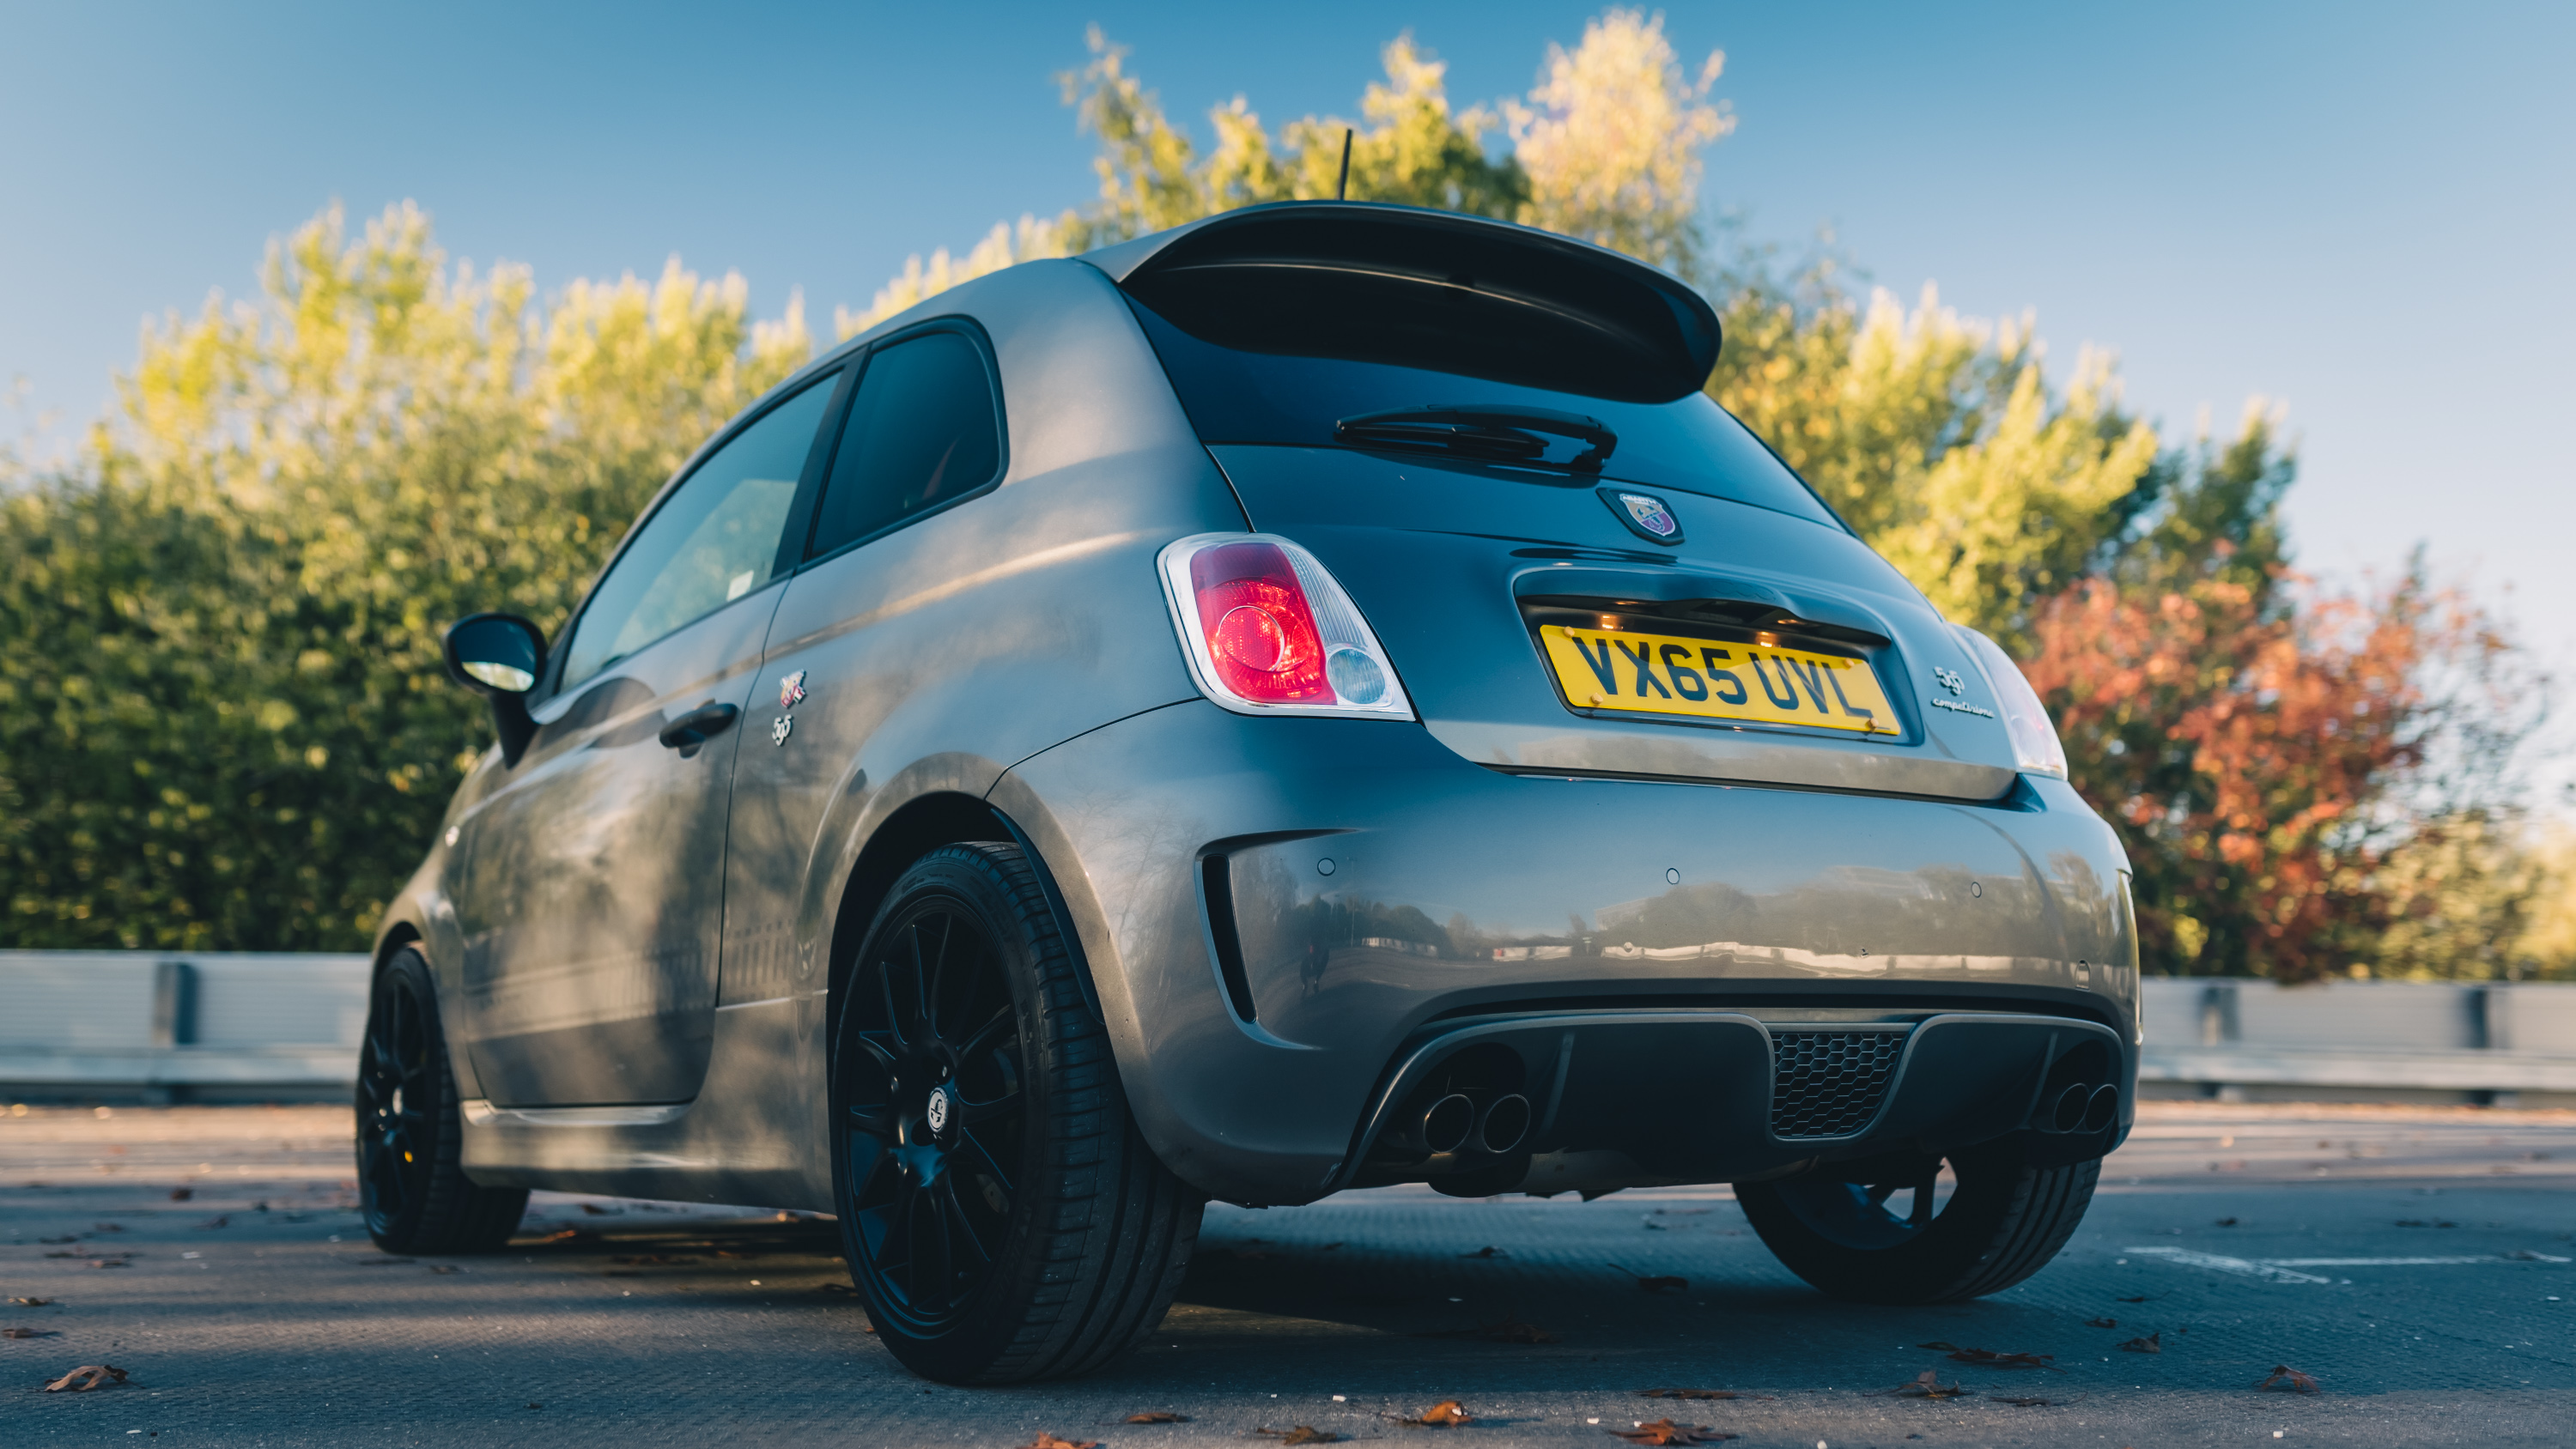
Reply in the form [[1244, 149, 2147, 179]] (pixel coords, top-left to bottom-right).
[[2126, 1246, 2571, 1281], [2123, 1246, 2330, 1282], [2266, 1255, 2569, 1265]]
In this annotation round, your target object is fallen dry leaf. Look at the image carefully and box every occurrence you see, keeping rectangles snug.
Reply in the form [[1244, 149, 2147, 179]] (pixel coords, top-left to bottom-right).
[[2084, 1317, 2117, 1328], [1254, 1428, 1341, 1445], [44, 1364, 130, 1392], [2257, 1365, 2319, 1393], [168, 1187, 192, 1201], [1942, 1347, 2054, 1369], [1891, 1370, 1963, 1399], [1637, 1389, 1738, 1400], [1124, 1411, 1191, 1423], [1394, 1399, 1473, 1427], [2117, 1332, 2162, 1355], [4, 1327, 62, 1338], [9, 1297, 53, 1307], [1608, 1418, 1735, 1444], [1024, 1435, 1097, 1449]]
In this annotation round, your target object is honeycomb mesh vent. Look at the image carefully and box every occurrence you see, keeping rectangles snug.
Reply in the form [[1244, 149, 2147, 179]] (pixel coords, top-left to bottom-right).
[[1769, 1030, 1908, 1139]]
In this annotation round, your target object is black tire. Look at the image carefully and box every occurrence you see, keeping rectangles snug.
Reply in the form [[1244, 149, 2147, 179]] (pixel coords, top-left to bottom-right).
[[830, 841, 1204, 1384], [1735, 1138, 2099, 1304], [356, 947, 529, 1254]]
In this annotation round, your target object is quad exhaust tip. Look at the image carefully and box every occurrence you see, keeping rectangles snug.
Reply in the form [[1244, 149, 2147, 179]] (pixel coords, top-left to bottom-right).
[[2083, 1082, 2119, 1134], [1421, 1094, 1476, 1155], [2045, 1082, 2121, 1134], [1476, 1094, 1532, 1155]]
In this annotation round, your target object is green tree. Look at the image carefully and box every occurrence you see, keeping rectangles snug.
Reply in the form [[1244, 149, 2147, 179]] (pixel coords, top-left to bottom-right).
[[0, 203, 805, 949]]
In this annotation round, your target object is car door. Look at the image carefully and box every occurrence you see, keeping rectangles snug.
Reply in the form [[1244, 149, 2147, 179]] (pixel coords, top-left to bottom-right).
[[718, 325, 1008, 1008], [447, 369, 848, 1106]]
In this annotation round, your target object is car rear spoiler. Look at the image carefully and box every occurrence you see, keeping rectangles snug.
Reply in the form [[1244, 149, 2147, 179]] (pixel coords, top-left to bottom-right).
[[1083, 202, 1722, 404]]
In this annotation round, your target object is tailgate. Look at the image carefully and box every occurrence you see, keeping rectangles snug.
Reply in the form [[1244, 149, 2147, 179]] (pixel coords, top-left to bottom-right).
[[1210, 445, 2023, 802]]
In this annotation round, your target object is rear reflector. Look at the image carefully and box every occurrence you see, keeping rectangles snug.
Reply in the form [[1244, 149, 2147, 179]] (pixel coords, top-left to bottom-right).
[[1157, 533, 1413, 719]]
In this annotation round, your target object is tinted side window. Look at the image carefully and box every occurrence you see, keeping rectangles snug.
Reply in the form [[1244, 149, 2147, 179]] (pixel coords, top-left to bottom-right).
[[807, 331, 1001, 559], [560, 373, 839, 688]]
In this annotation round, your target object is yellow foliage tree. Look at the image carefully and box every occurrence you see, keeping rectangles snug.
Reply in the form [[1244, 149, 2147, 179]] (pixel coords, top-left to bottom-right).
[[1505, 8, 1732, 279]]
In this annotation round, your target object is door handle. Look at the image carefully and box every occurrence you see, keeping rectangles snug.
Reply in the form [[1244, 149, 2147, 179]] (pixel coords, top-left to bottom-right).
[[657, 701, 740, 752]]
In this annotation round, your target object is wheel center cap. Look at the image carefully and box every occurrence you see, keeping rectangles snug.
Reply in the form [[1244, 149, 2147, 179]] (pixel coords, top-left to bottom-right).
[[924, 1083, 953, 1137]]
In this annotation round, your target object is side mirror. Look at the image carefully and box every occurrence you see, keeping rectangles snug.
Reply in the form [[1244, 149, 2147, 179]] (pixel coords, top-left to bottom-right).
[[442, 613, 546, 766]]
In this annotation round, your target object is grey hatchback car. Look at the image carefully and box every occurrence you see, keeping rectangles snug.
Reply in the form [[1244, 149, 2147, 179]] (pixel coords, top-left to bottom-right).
[[370, 202, 2139, 1384]]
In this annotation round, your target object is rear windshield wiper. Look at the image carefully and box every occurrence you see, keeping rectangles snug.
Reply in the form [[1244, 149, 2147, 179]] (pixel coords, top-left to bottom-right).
[[1334, 404, 1618, 474]]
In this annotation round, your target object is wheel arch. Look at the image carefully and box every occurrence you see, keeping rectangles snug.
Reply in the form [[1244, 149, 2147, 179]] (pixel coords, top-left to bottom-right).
[[823, 792, 1106, 1052]]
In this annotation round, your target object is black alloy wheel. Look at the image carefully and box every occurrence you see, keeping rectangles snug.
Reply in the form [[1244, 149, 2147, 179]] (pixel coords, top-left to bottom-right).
[[355, 948, 528, 1254], [831, 842, 1204, 1383], [356, 964, 436, 1230], [1735, 1138, 2099, 1304], [838, 896, 1028, 1327]]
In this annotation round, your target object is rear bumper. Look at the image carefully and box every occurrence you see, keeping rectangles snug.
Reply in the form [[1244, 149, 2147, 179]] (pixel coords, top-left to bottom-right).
[[990, 701, 2139, 1205], [1350, 1009, 2128, 1199]]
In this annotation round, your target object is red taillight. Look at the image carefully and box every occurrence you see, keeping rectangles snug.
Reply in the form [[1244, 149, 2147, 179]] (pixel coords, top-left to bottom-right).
[[1157, 531, 1413, 719], [1189, 542, 1329, 703]]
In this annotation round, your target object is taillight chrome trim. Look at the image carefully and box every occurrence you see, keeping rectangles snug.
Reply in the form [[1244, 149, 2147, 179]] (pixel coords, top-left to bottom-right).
[[1156, 532, 1417, 721]]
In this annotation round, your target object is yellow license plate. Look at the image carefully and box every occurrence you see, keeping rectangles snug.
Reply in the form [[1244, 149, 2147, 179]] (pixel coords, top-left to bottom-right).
[[1538, 624, 1899, 735]]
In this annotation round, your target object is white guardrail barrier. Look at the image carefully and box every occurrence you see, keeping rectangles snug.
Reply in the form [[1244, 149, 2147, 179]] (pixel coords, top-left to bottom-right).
[[1, 951, 2572, 1104], [0, 951, 368, 1100]]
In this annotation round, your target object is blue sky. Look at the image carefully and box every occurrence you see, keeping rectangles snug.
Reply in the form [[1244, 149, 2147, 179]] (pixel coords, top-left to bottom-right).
[[5, 0, 2572, 755]]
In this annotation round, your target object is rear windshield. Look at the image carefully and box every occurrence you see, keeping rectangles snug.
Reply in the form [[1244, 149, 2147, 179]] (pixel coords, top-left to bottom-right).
[[1123, 294, 1841, 529]]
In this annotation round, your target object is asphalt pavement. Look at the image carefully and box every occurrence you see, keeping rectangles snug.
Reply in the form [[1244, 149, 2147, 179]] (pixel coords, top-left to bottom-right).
[[3, 1100, 2569, 1447]]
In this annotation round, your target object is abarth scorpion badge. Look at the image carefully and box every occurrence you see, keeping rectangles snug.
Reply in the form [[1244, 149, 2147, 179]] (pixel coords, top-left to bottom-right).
[[1601, 488, 1684, 545], [772, 670, 805, 746]]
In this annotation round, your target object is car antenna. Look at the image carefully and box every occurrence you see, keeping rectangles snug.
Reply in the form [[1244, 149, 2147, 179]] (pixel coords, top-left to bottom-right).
[[1336, 127, 1353, 200]]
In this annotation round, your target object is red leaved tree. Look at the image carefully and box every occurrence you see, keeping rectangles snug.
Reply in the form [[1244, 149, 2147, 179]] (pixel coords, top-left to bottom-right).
[[2026, 571, 2497, 980]]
